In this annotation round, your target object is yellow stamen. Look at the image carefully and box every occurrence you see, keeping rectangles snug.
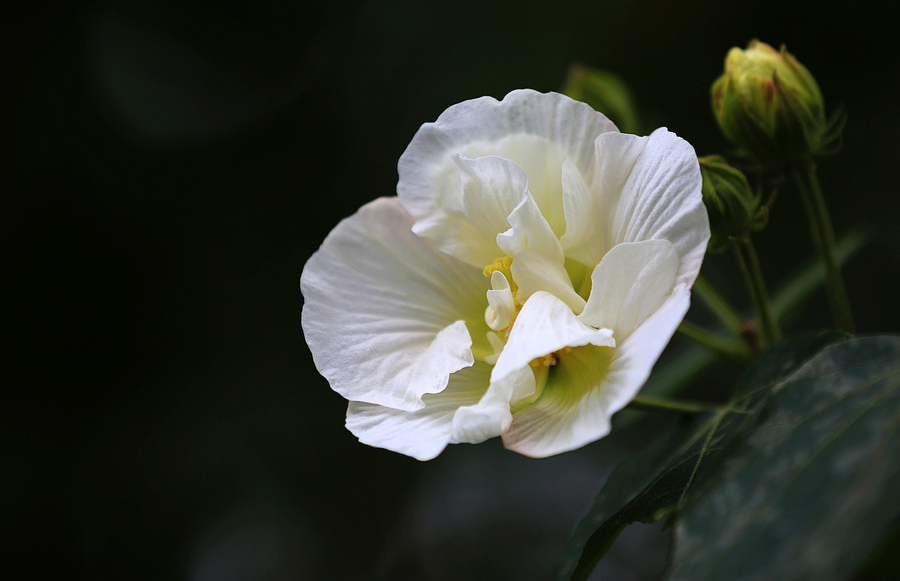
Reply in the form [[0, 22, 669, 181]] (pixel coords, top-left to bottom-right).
[[483, 256, 518, 300], [529, 346, 573, 369]]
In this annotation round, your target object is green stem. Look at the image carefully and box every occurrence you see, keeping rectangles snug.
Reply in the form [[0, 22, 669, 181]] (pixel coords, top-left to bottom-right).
[[771, 228, 870, 325], [733, 236, 780, 346], [677, 321, 751, 362], [692, 274, 744, 335], [628, 395, 729, 415], [791, 165, 855, 333]]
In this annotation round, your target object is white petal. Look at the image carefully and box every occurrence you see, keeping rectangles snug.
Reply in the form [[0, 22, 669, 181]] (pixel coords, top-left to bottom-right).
[[300, 197, 491, 412], [604, 285, 691, 413], [511, 250, 586, 314], [398, 89, 618, 240], [346, 362, 493, 461], [495, 191, 564, 262], [491, 291, 614, 385], [485, 271, 516, 331], [600, 128, 709, 288], [561, 133, 648, 267], [450, 365, 536, 445], [578, 239, 680, 339], [503, 285, 691, 458], [412, 155, 529, 267]]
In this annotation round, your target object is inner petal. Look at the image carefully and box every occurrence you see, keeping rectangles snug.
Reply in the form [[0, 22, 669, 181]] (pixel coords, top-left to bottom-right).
[[491, 291, 615, 386], [578, 239, 680, 340], [511, 250, 586, 314], [411, 154, 529, 268], [458, 134, 568, 237], [495, 191, 564, 262]]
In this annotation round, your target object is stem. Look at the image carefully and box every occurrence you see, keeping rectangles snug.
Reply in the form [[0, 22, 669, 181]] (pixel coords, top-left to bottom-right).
[[628, 395, 730, 415], [733, 236, 780, 346], [771, 228, 870, 325], [692, 274, 744, 335], [791, 165, 855, 333], [677, 321, 751, 362]]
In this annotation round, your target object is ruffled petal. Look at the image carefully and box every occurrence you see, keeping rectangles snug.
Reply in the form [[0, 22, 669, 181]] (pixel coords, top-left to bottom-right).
[[599, 128, 709, 288], [411, 155, 529, 267], [491, 291, 614, 385], [300, 197, 491, 412], [398, 89, 618, 241], [496, 191, 565, 262], [346, 362, 493, 461], [503, 285, 691, 458], [578, 239, 680, 339]]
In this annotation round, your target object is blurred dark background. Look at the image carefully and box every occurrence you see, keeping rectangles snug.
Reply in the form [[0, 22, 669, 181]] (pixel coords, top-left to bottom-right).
[[3, 0, 899, 579]]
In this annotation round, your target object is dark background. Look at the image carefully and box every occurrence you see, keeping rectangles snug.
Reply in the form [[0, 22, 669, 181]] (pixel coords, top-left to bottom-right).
[[4, 1, 899, 579]]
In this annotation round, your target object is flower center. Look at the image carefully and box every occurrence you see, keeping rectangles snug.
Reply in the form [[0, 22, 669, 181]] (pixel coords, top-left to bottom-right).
[[530, 346, 571, 369], [510, 347, 574, 413]]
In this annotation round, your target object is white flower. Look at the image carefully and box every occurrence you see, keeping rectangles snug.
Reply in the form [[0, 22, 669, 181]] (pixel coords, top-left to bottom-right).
[[301, 89, 709, 460]]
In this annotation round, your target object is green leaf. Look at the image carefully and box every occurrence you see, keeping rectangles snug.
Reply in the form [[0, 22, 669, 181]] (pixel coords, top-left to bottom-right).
[[555, 413, 714, 581], [556, 332, 846, 581], [668, 335, 900, 581]]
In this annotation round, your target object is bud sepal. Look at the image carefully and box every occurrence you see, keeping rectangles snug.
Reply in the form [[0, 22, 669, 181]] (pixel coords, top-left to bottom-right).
[[699, 155, 767, 251]]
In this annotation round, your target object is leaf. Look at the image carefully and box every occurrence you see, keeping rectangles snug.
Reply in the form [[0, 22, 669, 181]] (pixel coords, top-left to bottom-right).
[[668, 335, 900, 581], [555, 413, 715, 581], [555, 332, 846, 581]]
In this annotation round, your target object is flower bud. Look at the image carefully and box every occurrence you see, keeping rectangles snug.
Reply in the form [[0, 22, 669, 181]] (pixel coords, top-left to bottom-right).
[[711, 40, 840, 167], [561, 64, 641, 134], [699, 155, 766, 251]]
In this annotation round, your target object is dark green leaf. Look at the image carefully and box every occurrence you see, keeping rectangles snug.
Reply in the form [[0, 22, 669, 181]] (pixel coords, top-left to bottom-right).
[[555, 413, 714, 581], [668, 335, 900, 581], [556, 332, 846, 581]]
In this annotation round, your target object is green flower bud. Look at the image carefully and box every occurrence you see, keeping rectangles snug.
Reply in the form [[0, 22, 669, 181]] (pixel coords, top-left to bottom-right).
[[699, 155, 767, 251], [711, 40, 841, 167], [561, 64, 641, 134]]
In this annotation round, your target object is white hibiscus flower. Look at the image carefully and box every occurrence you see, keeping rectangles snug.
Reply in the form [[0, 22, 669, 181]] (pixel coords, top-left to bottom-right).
[[301, 89, 709, 460]]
